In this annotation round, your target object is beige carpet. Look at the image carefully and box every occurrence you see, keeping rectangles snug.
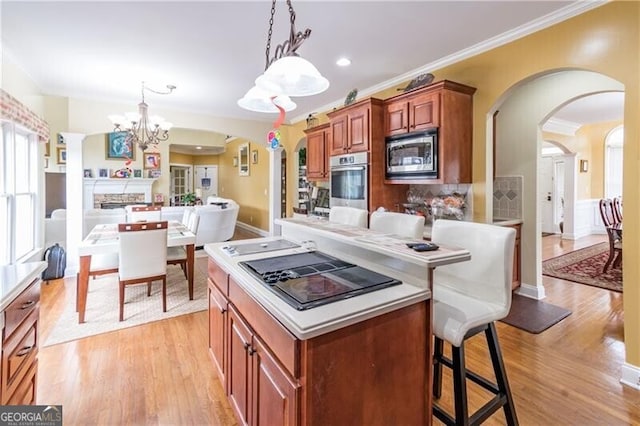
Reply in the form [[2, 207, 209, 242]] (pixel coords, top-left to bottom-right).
[[43, 261, 208, 347]]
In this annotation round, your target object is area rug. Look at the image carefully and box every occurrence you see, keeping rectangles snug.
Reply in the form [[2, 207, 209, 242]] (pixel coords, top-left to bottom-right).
[[500, 293, 571, 334], [43, 261, 208, 347], [542, 242, 622, 292]]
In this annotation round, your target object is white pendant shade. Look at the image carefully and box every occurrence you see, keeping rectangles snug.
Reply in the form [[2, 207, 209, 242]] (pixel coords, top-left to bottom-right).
[[255, 56, 329, 97], [237, 85, 297, 113]]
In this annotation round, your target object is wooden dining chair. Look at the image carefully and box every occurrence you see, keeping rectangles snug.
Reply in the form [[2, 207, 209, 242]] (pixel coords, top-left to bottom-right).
[[130, 205, 162, 222], [117, 221, 168, 321], [599, 199, 622, 273], [612, 197, 623, 223]]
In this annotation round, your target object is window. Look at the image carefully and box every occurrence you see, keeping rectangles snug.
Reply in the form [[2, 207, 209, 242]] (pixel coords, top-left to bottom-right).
[[604, 125, 623, 199], [0, 121, 39, 265]]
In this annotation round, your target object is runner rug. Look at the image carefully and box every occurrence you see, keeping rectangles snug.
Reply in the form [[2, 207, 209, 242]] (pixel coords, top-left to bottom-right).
[[542, 242, 622, 293], [500, 293, 571, 334], [43, 258, 209, 347]]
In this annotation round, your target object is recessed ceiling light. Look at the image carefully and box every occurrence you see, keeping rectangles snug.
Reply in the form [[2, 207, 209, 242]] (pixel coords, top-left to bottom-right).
[[195, 146, 202, 150], [336, 57, 351, 67]]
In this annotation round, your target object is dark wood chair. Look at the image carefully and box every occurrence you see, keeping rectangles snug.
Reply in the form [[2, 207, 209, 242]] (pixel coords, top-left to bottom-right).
[[612, 197, 623, 223], [598, 199, 622, 273]]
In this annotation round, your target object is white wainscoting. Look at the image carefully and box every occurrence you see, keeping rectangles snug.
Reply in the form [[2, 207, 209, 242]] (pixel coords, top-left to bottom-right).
[[572, 198, 606, 239]]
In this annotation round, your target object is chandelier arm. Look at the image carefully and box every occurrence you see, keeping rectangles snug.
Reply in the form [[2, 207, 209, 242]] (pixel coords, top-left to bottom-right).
[[265, 0, 312, 68]]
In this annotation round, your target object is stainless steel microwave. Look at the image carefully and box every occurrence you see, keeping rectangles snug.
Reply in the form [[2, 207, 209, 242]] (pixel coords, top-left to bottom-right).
[[385, 129, 438, 180]]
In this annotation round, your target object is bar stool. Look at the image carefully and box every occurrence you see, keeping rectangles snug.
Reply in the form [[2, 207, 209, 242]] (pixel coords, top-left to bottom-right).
[[369, 211, 425, 239], [430, 219, 518, 426], [329, 206, 369, 228]]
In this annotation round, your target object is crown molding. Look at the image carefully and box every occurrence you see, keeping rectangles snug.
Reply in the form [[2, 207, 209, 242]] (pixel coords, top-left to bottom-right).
[[543, 117, 582, 136], [291, 0, 607, 124]]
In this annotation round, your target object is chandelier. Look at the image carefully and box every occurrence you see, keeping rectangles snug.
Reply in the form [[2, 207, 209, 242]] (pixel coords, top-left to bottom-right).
[[238, 0, 329, 113], [109, 81, 176, 152]]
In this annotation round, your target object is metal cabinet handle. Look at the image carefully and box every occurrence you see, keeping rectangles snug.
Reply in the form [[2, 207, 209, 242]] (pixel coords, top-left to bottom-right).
[[16, 345, 34, 357], [20, 300, 35, 310]]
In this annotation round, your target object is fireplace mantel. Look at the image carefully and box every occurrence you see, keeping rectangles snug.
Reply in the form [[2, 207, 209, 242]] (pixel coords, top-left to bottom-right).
[[83, 178, 156, 210]]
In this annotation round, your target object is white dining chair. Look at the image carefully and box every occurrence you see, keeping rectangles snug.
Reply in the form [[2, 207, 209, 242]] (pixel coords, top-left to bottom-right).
[[328, 206, 369, 228], [369, 211, 425, 239], [129, 205, 162, 222], [118, 221, 168, 321], [430, 219, 518, 425], [75, 253, 119, 312], [167, 214, 200, 281]]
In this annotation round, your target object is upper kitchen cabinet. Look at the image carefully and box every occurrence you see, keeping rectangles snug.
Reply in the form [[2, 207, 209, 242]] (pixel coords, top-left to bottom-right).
[[385, 91, 440, 136], [384, 80, 476, 184], [327, 98, 383, 156], [304, 123, 330, 181]]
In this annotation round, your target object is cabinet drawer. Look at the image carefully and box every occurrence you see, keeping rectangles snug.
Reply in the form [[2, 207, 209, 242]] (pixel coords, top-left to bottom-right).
[[4, 279, 40, 340], [2, 308, 38, 404], [228, 277, 299, 378], [208, 258, 229, 295], [6, 362, 37, 405]]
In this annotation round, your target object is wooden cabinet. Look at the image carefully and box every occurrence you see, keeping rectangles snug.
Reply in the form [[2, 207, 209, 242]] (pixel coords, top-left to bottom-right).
[[508, 223, 522, 290], [1, 278, 40, 405], [327, 99, 377, 156], [384, 80, 476, 184], [208, 256, 430, 426], [385, 91, 440, 136], [326, 98, 408, 212], [304, 123, 330, 181]]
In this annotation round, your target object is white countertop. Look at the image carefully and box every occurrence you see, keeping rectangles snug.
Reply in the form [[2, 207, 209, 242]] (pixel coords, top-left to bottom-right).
[[0, 262, 47, 312], [205, 237, 430, 340]]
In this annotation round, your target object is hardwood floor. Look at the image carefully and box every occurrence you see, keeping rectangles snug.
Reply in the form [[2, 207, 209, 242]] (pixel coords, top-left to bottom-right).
[[37, 231, 640, 425]]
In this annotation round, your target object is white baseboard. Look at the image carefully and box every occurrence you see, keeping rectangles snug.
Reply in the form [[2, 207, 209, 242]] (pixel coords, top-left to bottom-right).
[[621, 363, 640, 390], [236, 222, 269, 237], [515, 282, 546, 300]]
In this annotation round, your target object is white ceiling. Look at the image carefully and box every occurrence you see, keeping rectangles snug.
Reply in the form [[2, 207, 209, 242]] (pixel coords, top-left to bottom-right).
[[2, 0, 617, 154]]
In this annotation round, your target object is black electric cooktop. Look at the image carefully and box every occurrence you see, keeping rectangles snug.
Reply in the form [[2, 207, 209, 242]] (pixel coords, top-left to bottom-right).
[[239, 252, 401, 310]]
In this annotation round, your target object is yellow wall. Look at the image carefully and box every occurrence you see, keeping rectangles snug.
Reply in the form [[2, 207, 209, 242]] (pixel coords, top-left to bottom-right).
[[576, 120, 623, 198], [218, 138, 271, 230]]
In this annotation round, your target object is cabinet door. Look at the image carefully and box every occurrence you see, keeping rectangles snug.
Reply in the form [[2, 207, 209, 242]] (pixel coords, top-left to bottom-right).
[[409, 92, 440, 131], [251, 337, 298, 426], [347, 105, 370, 153], [228, 306, 253, 426], [330, 115, 348, 156], [385, 101, 409, 136], [208, 279, 227, 388], [306, 130, 327, 180]]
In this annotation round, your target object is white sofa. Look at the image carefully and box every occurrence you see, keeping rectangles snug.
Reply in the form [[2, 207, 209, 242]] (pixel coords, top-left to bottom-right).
[[160, 199, 239, 246], [44, 208, 67, 250]]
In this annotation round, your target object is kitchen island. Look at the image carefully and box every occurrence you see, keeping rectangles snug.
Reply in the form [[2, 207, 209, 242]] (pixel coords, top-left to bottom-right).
[[205, 218, 470, 426]]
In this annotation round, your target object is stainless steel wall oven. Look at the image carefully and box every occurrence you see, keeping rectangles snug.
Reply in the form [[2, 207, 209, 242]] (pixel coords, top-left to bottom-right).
[[330, 152, 368, 210]]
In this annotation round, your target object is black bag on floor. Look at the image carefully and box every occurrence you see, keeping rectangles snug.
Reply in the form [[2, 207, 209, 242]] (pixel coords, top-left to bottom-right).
[[42, 243, 66, 280]]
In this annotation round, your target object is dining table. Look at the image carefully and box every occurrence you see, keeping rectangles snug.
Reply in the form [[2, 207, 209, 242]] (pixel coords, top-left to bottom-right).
[[76, 221, 196, 324]]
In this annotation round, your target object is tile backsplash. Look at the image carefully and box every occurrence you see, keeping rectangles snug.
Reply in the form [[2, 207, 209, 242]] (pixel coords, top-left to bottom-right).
[[493, 176, 522, 219]]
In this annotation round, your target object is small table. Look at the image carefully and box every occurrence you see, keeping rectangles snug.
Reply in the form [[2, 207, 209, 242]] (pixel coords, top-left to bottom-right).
[[76, 221, 196, 323]]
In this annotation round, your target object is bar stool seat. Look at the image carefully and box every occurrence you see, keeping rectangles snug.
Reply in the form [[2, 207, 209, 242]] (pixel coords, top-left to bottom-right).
[[431, 219, 518, 426]]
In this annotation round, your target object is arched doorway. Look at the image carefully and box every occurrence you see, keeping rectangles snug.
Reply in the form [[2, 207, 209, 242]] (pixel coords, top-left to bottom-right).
[[489, 69, 624, 299]]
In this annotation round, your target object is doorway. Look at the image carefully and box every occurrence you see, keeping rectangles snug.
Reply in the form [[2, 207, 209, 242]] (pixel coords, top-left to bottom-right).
[[194, 165, 218, 203], [170, 165, 192, 205], [540, 155, 565, 235]]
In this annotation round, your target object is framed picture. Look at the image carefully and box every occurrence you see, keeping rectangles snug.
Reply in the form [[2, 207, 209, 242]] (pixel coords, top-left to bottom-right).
[[143, 152, 161, 169], [106, 131, 135, 160], [83, 169, 93, 178], [154, 193, 164, 203], [148, 169, 161, 178], [98, 168, 108, 178], [233, 156, 238, 167], [133, 169, 142, 178], [251, 150, 258, 164], [57, 147, 66, 164], [57, 133, 65, 145]]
